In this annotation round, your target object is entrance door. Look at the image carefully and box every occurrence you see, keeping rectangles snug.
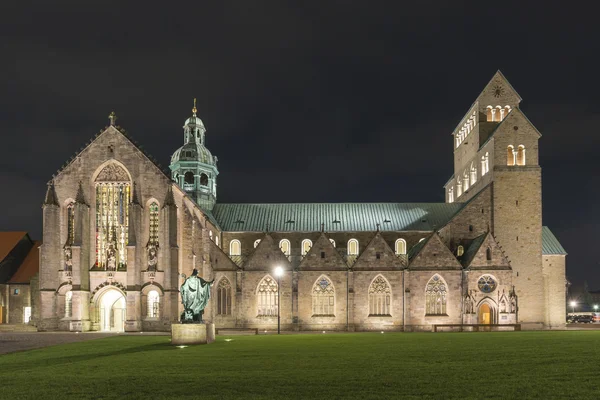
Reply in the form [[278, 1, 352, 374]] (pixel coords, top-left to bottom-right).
[[99, 289, 126, 332], [479, 303, 492, 324]]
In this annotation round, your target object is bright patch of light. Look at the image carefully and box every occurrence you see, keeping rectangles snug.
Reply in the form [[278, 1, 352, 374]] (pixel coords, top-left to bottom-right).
[[322, 331, 326, 334], [224, 339, 233, 342], [177, 345, 188, 349], [381, 331, 384, 334]]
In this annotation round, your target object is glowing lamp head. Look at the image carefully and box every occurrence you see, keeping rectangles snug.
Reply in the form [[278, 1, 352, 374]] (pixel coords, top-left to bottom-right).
[[570, 301, 577, 307], [594, 305, 599, 311], [274, 266, 284, 277]]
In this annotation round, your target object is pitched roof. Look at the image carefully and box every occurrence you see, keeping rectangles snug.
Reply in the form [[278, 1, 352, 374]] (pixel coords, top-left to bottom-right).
[[460, 233, 487, 267], [8, 241, 41, 283], [0, 232, 28, 263], [211, 203, 464, 233], [542, 226, 567, 255]]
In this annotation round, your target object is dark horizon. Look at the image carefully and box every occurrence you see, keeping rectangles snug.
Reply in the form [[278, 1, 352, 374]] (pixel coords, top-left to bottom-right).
[[1, 2, 598, 290]]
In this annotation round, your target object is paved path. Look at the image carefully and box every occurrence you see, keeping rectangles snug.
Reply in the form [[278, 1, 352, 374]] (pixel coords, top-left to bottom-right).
[[0, 332, 118, 355]]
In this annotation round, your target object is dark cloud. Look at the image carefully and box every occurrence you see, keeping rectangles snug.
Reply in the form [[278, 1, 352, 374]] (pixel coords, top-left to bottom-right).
[[0, 1, 598, 287]]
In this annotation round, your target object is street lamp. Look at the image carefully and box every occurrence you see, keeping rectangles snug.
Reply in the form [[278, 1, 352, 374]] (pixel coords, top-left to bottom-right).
[[274, 266, 284, 334], [594, 305, 598, 312], [570, 301, 577, 314]]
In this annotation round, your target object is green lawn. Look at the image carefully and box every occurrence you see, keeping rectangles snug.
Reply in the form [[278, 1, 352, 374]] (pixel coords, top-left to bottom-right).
[[1, 331, 599, 399]]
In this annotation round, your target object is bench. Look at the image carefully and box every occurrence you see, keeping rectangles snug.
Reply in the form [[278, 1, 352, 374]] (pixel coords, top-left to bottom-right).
[[215, 328, 259, 336], [432, 324, 521, 332]]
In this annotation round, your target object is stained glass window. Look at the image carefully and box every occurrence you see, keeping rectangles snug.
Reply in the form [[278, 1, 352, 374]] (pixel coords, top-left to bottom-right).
[[217, 278, 232, 315], [149, 202, 159, 245], [312, 276, 334, 316], [478, 275, 497, 293], [369, 275, 391, 316], [147, 290, 159, 318], [95, 164, 130, 270], [426, 274, 447, 315], [257, 276, 278, 316], [66, 202, 75, 245]]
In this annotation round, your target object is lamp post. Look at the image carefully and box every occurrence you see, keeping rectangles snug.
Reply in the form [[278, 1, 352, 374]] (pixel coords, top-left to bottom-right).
[[570, 301, 577, 314], [594, 305, 599, 312], [274, 266, 284, 334]]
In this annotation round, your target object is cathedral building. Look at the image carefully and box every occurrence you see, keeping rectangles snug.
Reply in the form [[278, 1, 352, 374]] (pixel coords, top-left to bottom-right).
[[37, 71, 566, 332]]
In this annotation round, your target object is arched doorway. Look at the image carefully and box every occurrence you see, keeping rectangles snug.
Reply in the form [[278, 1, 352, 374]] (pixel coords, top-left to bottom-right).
[[99, 289, 126, 332], [478, 303, 494, 325]]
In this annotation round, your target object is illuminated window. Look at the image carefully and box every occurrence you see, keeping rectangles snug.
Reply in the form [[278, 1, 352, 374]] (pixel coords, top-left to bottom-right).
[[229, 239, 241, 256], [486, 106, 493, 122], [347, 239, 359, 256], [149, 202, 159, 245], [217, 278, 232, 315], [478, 275, 497, 293], [279, 239, 290, 256], [65, 291, 72, 318], [426, 275, 447, 315], [24, 307, 31, 324], [257, 276, 278, 317], [456, 177, 462, 197], [463, 171, 469, 191], [448, 187, 454, 203], [215, 236, 219, 247], [312, 276, 335, 316], [301, 239, 312, 256], [209, 230, 213, 241], [507, 145, 516, 166], [147, 290, 159, 318], [457, 245, 464, 257], [66, 201, 75, 245], [254, 239, 261, 248], [395, 239, 407, 255], [516, 145, 526, 166], [419, 238, 425, 243], [470, 163, 477, 185], [95, 163, 130, 270], [369, 275, 391, 316], [329, 238, 336, 247]]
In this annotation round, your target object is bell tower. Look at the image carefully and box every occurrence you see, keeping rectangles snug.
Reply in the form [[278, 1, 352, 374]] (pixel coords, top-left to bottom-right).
[[169, 99, 219, 210]]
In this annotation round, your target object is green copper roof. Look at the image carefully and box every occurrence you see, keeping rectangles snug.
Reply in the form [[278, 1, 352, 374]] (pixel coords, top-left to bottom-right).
[[211, 203, 465, 232], [542, 226, 567, 255]]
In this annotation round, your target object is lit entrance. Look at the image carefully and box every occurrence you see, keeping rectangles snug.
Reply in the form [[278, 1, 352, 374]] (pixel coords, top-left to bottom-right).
[[99, 289, 126, 332], [478, 303, 493, 325]]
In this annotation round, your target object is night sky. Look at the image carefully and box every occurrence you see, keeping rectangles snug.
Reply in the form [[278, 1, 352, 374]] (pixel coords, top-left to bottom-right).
[[1, 2, 598, 289]]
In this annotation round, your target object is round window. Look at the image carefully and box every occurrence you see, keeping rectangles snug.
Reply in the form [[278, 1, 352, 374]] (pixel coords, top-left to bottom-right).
[[477, 275, 497, 293]]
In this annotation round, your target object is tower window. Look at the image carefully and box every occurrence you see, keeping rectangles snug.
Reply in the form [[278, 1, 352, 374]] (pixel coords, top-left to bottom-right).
[[516, 145, 526, 166], [200, 173, 209, 186], [507, 146, 516, 166], [184, 171, 194, 184]]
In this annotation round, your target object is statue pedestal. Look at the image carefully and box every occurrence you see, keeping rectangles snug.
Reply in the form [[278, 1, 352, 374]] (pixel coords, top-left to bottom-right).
[[171, 323, 215, 345]]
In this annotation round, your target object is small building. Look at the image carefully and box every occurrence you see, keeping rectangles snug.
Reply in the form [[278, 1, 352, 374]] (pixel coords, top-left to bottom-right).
[[0, 232, 40, 325]]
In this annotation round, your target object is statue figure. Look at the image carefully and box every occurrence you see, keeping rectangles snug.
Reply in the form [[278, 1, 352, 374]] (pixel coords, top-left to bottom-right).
[[180, 269, 213, 323], [64, 246, 73, 271], [147, 244, 158, 271], [106, 244, 117, 270]]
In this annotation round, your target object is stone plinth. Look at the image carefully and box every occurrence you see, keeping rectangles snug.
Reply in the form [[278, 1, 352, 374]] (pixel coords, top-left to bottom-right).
[[171, 323, 215, 345]]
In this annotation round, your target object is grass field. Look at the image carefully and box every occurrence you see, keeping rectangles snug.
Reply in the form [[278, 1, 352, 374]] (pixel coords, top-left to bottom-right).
[[1, 331, 599, 399]]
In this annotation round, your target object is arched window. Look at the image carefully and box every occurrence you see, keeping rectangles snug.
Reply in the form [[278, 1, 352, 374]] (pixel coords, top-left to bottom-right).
[[456, 178, 462, 197], [254, 239, 261, 248], [209, 230, 213, 241], [470, 163, 477, 185], [486, 106, 493, 122], [229, 239, 241, 256], [347, 239, 359, 256], [448, 187, 454, 203], [507, 145, 515, 166], [217, 278, 232, 315], [426, 275, 447, 315], [395, 239, 407, 255], [368, 275, 391, 316], [184, 171, 194, 184], [95, 163, 130, 270], [329, 238, 336, 247], [65, 291, 72, 318], [516, 145, 526, 166], [463, 172, 469, 191], [419, 237, 426, 243], [312, 276, 335, 316], [504, 105, 511, 117], [457, 245, 464, 257], [200, 173, 209, 186], [301, 239, 312, 256], [257, 276, 278, 316], [497, 105, 504, 121], [486, 247, 492, 261], [149, 202, 159, 245], [66, 201, 75, 245], [279, 239, 290, 256], [215, 236, 219, 247], [147, 290, 159, 318]]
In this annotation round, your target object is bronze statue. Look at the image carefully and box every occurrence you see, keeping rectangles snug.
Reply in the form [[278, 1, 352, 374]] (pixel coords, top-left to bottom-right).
[[180, 269, 213, 323]]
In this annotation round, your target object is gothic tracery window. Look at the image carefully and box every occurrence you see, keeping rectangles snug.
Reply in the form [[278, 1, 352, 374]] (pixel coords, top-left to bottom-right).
[[478, 275, 497, 293], [217, 278, 232, 315], [149, 202, 159, 245], [147, 290, 159, 318], [66, 201, 75, 245], [369, 275, 391, 316], [95, 164, 130, 270], [312, 276, 335, 316], [426, 275, 447, 315], [257, 276, 278, 317]]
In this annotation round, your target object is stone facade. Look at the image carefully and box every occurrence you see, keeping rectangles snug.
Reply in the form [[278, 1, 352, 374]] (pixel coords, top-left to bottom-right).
[[35, 71, 566, 332]]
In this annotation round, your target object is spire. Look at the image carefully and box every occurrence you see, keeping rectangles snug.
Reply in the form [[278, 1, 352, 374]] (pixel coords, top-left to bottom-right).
[[163, 185, 175, 207], [192, 98, 197, 117], [75, 181, 87, 205], [109, 111, 117, 126], [44, 181, 59, 206]]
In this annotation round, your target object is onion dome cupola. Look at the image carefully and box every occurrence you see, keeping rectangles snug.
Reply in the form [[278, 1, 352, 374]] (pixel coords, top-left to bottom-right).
[[169, 99, 219, 211]]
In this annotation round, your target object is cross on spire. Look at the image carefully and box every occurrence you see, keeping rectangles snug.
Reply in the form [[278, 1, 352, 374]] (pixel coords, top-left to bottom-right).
[[108, 111, 117, 126], [192, 98, 197, 117]]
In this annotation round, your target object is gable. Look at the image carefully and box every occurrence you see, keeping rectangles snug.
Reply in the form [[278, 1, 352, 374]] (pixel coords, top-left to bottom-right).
[[352, 232, 404, 271], [409, 233, 462, 269], [298, 233, 348, 271], [477, 70, 522, 110], [462, 232, 511, 269], [438, 185, 493, 245], [242, 234, 291, 271]]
